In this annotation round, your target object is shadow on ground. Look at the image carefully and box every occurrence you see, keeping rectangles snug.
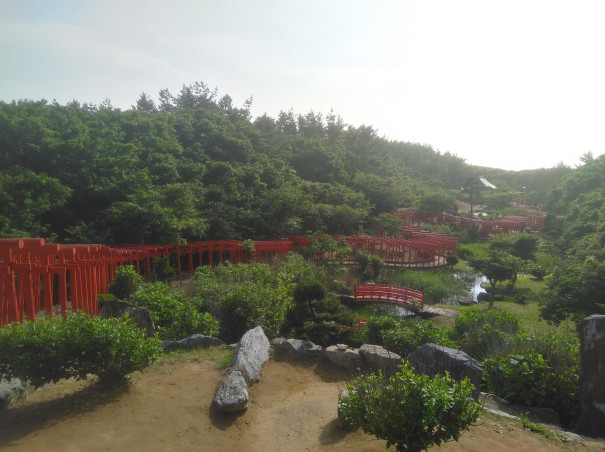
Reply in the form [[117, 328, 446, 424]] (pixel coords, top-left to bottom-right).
[[0, 379, 129, 448]]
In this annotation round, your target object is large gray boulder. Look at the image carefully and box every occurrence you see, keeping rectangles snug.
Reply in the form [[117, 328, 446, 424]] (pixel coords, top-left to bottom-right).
[[358, 344, 402, 375], [0, 378, 27, 410], [271, 338, 324, 358], [161, 334, 225, 351], [406, 343, 483, 392], [213, 370, 249, 413], [232, 326, 270, 383], [325, 344, 363, 370], [125, 307, 155, 338], [578, 315, 605, 437]]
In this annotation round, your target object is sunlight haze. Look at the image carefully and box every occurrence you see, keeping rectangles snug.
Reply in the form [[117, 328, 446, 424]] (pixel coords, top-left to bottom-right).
[[1, 0, 604, 171]]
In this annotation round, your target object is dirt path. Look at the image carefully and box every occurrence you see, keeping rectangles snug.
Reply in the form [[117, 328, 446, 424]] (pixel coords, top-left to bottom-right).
[[1, 356, 603, 452]]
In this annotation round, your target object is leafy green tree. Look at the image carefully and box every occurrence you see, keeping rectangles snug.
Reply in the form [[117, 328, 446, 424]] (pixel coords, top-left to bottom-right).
[[378, 213, 404, 238], [468, 252, 520, 308], [489, 233, 539, 261], [418, 192, 455, 212], [540, 257, 605, 325], [0, 167, 71, 237]]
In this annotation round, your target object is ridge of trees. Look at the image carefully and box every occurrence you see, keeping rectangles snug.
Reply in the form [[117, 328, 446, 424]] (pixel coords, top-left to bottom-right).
[[0, 82, 600, 254]]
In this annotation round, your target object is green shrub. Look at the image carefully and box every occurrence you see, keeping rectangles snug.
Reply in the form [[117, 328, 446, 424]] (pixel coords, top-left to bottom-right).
[[529, 266, 547, 280], [340, 362, 482, 452], [482, 332, 579, 427], [131, 282, 219, 340], [152, 255, 176, 282], [483, 353, 548, 406], [300, 320, 342, 346], [0, 314, 162, 387], [446, 255, 459, 267], [366, 316, 455, 357], [450, 308, 523, 360], [356, 251, 371, 275], [195, 262, 295, 341], [369, 255, 385, 279], [107, 265, 144, 300], [293, 278, 327, 304]]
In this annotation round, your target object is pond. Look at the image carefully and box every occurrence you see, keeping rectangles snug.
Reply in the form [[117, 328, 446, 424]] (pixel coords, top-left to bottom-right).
[[468, 274, 489, 302], [441, 272, 488, 306]]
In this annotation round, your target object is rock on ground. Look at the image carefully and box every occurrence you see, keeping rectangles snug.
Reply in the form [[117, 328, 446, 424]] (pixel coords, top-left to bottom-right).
[[0, 378, 27, 410], [270, 338, 324, 358], [358, 344, 402, 375], [212, 370, 249, 413], [325, 344, 363, 370], [407, 343, 483, 393], [232, 326, 270, 383], [161, 334, 225, 351]]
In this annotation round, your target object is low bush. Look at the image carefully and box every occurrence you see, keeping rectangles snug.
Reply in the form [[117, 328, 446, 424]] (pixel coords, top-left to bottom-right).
[[529, 266, 547, 280], [366, 316, 455, 357], [482, 332, 579, 427], [446, 255, 459, 267], [151, 255, 176, 282], [195, 262, 295, 341], [356, 251, 371, 275], [450, 308, 523, 360], [107, 265, 143, 300], [369, 255, 385, 279], [0, 314, 162, 387], [340, 362, 482, 452], [131, 282, 219, 340], [483, 352, 548, 406]]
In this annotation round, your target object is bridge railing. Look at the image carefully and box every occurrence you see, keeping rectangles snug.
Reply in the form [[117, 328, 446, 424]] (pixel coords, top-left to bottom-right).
[[354, 281, 424, 307]]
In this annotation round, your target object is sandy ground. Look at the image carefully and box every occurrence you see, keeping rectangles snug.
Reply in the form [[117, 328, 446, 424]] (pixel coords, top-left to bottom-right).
[[1, 354, 603, 452]]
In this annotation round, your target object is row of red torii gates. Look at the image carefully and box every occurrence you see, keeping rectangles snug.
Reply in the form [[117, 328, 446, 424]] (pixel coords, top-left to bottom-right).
[[390, 209, 560, 238], [0, 231, 458, 327]]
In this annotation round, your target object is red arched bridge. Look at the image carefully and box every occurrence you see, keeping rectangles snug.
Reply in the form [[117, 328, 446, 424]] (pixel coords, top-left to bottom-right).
[[354, 281, 424, 307]]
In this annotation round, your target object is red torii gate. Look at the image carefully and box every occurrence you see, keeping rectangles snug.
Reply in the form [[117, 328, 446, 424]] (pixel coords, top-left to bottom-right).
[[0, 233, 458, 327], [391, 209, 556, 237]]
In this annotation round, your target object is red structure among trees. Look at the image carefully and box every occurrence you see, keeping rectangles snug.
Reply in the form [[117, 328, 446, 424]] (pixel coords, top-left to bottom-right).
[[354, 282, 424, 307], [0, 231, 459, 327], [391, 209, 556, 238]]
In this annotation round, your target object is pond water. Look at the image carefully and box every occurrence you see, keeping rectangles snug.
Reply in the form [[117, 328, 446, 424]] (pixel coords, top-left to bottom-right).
[[469, 275, 489, 302], [441, 272, 488, 306]]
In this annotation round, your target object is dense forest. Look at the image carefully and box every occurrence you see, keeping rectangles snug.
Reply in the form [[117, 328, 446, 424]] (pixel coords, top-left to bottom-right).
[[0, 81, 581, 245]]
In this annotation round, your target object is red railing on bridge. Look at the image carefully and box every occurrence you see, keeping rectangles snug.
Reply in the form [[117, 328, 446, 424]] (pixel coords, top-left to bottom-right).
[[354, 282, 424, 307]]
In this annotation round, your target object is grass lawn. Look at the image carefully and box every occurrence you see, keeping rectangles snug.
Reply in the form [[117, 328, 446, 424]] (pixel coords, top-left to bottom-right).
[[435, 274, 577, 337]]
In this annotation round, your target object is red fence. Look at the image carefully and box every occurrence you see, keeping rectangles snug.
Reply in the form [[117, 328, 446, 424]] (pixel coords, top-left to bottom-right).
[[354, 282, 424, 307]]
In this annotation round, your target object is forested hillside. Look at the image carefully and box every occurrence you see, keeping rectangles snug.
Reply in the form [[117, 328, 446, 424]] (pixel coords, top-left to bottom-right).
[[0, 81, 600, 251]]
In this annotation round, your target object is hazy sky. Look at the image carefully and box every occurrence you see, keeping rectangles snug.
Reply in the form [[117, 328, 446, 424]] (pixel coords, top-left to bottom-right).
[[2, 0, 604, 171]]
